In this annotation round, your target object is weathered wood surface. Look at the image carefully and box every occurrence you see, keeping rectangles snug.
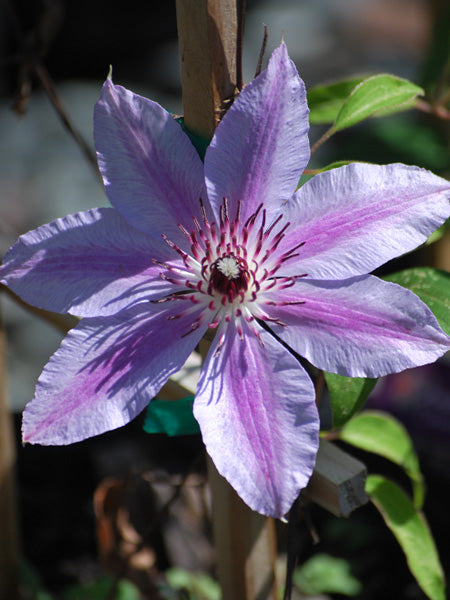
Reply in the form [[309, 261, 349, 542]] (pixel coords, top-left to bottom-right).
[[0, 310, 20, 599]]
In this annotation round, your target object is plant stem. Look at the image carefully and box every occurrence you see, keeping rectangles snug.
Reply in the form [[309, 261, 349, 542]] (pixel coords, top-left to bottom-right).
[[310, 126, 335, 155]]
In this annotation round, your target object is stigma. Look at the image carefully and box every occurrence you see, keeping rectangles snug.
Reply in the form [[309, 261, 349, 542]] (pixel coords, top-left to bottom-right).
[[216, 256, 241, 279], [209, 254, 250, 302]]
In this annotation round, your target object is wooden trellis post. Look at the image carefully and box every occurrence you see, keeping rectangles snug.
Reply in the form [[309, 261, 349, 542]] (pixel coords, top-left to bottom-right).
[[0, 307, 20, 599]]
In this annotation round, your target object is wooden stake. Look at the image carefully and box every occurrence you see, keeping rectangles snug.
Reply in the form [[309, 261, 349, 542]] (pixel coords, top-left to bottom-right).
[[207, 459, 278, 600], [0, 307, 20, 599], [176, 0, 239, 139], [176, 3, 278, 598], [304, 440, 368, 517]]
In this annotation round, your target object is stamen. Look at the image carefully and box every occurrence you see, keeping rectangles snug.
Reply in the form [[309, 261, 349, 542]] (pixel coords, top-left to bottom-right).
[[181, 319, 202, 337], [264, 213, 284, 238], [234, 200, 242, 225], [258, 209, 267, 239], [209, 318, 220, 329], [223, 197, 229, 222], [159, 273, 180, 285], [282, 240, 306, 260], [213, 331, 226, 357], [280, 253, 300, 264], [178, 223, 192, 241], [199, 198, 209, 228], [265, 300, 306, 306], [161, 234, 194, 268], [158, 197, 308, 341], [193, 216, 202, 232], [244, 203, 263, 229]]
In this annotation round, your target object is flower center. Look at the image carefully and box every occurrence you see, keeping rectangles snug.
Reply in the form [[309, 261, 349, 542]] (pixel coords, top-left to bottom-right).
[[209, 254, 250, 301], [156, 198, 307, 342]]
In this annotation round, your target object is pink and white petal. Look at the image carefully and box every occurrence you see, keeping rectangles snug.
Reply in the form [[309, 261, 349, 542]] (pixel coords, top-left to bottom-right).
[[22, 300, 209, 445], [194, 320, 319, 518], [278, 163, 450, 279], [204, 43, 310, 223], [0, 208, 183, 317], [262, 275, 450, 378], [94, 79, 210, 248]]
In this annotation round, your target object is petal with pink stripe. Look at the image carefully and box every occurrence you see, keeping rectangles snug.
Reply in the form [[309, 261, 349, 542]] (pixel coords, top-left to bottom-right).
[[194, 320, 319, 518], [263, 275, 450, 378], [23, 300, 208, 445], [94, 79, 210, 249], [278, 163, 450, 279], [205, 43, 310, 224], [0, 208, 181, 317]]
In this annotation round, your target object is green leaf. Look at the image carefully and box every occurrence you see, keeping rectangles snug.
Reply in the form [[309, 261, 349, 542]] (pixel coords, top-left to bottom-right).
[[425, 224, 446, 246], [293, 553, 362, 597], [19, 562, 54, 600], [366, 475, 445, 600], [143, 397, 200, 436], [63, 577, 141, 600], [165, 567, 221, 600], [298, 161, 355, 188], [332, 75, 424, 132], [307, 77, 365, 124], [384, 268, 450, 334], [339, 411, 424, 508], [325, 372, 376, 428]]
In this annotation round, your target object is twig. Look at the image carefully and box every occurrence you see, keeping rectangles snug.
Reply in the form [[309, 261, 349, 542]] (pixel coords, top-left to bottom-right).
[[141, 452, 205, 537], [0, 306, 20, 599], [6, 0, 101, 180], [34, 62, 101, 177], [430, 55, 450, 105], [314, 369, 325, 407], [236, 0, 246, 90], [303, 168, 323, 175], [310, 126, 335, 155], [255, 25, 268, 78], [415, 98, 450, 120], [282, 497, 318, 600], [283, 497, 300, 600]]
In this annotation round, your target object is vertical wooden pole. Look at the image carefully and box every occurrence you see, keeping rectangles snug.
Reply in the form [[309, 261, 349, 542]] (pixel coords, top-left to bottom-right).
[[0, 306, 20, 599], [176, 3, 278, 599], [207, 460, 278, 600], [176, 0, 238, 138]]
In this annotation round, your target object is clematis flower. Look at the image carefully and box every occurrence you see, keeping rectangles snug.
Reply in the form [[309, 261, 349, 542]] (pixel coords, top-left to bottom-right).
[[1, 44, 450, 518]]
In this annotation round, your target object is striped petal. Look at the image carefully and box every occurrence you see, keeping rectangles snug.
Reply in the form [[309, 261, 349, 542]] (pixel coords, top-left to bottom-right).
[[278, 163, 450, 279], [263, 275, 450, 378], [94, 78, 210, 249], [0, 208, 180, 316], [23, 300, 208, 444], [205, 43, 310, 223], [194, 319, 319, 518]]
